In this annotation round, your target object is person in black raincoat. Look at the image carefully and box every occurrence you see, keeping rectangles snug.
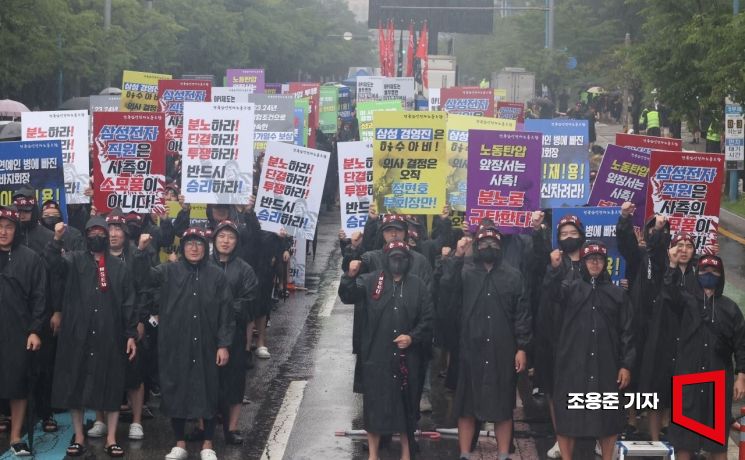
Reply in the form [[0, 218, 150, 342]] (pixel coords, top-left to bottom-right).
[[210, 220, 259, 445], [533, 214, 586, 459], [664, 252, 745, 459], [638, 231, 702, 440], [616, 202, 671, 439], [548, 242, 634, 460], [124, 211, 175, 266], [135, 226, 234, 460], [86, 213, 155, 442], [45, 217, 137, 458], [338, 241, 433, 460], [0, 207, 46, 456], [439, 227, 531, 460], [13, 187, 54, 254], [40, 199, 85, 250]]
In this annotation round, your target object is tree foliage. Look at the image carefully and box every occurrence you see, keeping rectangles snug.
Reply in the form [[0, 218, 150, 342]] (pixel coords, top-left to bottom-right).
[[0, 0, 374, 109]]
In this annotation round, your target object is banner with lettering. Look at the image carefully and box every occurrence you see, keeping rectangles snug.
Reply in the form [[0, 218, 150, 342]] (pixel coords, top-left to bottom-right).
[[93, 112, 166, 213], [181, 102, 256, 204], [615, 133, 683, 154], [158, 80, 211, 158], [525, 119, 590, 208], [588, 144, 649, 230], [372, 112, 447, 215], [440, 88, 495, 116], [0, 141, 67, 219], [337, 141, 373, 235], [445, 114, 516, 212], [22, 110, 89, 204], [647, 151, 724, 254], [120, 70, 172, 112], [357, 100, 402, 143], [466, 130, 541, 233], [226, 69, 264, 93], [256, 142, 330, 240]]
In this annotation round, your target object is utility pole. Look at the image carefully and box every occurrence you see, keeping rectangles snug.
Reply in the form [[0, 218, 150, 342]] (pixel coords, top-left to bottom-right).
[[546, 0, 555, 49], [730, 0, 741, 202], [104, 0, 112, 87], [622, 32, 631, 132]]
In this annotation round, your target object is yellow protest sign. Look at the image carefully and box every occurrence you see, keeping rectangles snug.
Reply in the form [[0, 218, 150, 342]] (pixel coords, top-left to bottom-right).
[[446, 114, 516, 211], [120, 70, 172, 112], [372, 112, 447, 215]]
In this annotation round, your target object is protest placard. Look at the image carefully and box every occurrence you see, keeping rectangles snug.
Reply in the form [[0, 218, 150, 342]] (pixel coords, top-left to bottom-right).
[[247, 94, 295, 154], [440, 88, 495, 116], [647, 150, 724, 254], [226, 69, 264, 93], [256, 142, 330, 240], [615, 132, 682, 153], [357, 76, 416, 110], [496, 101, 525, 125], [22, 110, 89, 204], [525, 119, 590, 208], [89, 95, 121, 113], [158, 80, 211, 158], [319, 85, 339, 134], [466, 130, 541, 233], [120, 70, 172, 112], [93, 113, 165, 214], [552, 206, 626, 284], [0, 141, 67, 219], [445, 114, 516, 212], [372, 112, 447, 215], [357, 100, 402, 142], [288, 83, 320, 148], [337, 141, 373, 235], [294, 98, 310, 147], [588, 144, 649, 230], [181, 102, 255, 204], [428, 88, 441, 111]]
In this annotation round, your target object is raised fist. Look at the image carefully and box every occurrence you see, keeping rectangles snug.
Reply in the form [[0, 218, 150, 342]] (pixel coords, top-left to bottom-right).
[[621, 202, 636, 218], [54, 222, 66, 241], [139, 233, 153, 250], [530, 210, 545, 230], [455, 237, 472, 257], [368, 203, 379, 221], [550, 249, 562, 269], [348, 260, 361, 277]]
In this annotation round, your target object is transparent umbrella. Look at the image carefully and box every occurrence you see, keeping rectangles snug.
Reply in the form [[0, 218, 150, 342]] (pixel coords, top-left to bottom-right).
[[0, 99, 30, 117]]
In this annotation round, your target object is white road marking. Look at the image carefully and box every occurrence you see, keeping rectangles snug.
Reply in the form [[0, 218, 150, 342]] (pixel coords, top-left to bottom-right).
[[261, 380, 308, 460], [318, 278, 341, 317]]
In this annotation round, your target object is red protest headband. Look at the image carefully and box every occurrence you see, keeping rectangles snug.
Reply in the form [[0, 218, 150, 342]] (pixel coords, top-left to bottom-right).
[[381, 214, 406, 225], [13, 196, 37, 207], [670, 232, 695, 248], [106, 215, 127, 226], [476, 228, 502, 242], [0, 208, 19, 222], [557, 215, 582, 230], [384, 240, 409, 253], [698, 255, 723, 271], [182, 227, 207, 239], [581, 243, 608, 258]]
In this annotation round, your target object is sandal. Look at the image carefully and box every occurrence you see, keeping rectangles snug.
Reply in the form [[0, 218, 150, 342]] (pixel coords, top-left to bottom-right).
[[105, 443, 125, 458], [42, 416, 58, 433], [66, 442, 86, 457]]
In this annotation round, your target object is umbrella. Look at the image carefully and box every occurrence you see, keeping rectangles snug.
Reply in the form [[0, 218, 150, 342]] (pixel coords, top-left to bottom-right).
[[0, 99, 30, 117], [0, 122, 21, 141], [58, 96, 90, 111], [99, 87, 122, 95], [586, 86, 606, 94]]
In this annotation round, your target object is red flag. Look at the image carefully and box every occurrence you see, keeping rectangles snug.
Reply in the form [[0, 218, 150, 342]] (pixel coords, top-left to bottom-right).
[[378, 21, 385, 73], [406, 22, 415, 77], [416, 22, 429, 87], [387, 19, 396, 77]]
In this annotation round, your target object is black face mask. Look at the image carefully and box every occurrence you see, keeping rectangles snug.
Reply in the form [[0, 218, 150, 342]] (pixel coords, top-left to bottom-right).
[[387, 255, 410, 276], [127, 224, 142, 239], [87, 235, 108, 253], [558, 236, 583, 253], [42, 216, 62, 230], [475, 247, 499, 263]]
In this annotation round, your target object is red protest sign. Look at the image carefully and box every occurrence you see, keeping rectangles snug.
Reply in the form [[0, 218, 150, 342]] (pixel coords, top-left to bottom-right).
[[646, 150, 724, 254], [92, 112, 166, 214], [616, 132, 683, 153], [157, 80, 211, 157]]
